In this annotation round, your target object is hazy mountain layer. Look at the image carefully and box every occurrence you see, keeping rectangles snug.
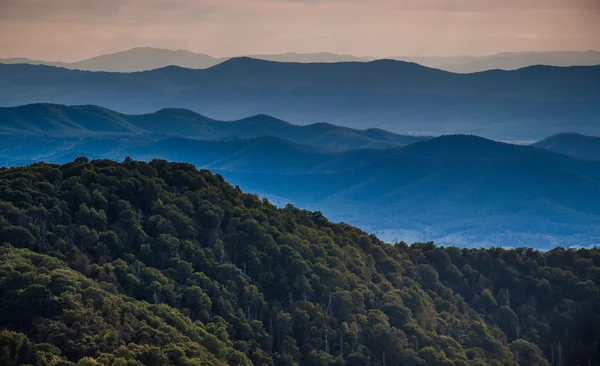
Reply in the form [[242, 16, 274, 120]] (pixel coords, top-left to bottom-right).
[[2, 47, 599, 73], [0, 104, 428, 149], [0, 48, 368, 73], [532, 133, 600, 161], [399, 50, 600, 73], [1, 61, 598, 140], [2, 126, 599, 248]]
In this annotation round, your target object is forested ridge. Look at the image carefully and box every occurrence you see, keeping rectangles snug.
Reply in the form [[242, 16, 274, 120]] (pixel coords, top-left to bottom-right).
[[0, 158, 598, 365]]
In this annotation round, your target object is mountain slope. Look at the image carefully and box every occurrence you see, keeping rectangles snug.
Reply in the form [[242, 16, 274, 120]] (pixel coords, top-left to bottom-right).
[[0, 104, 428, 149], [0, 104, 142, 135], [532, 133, 600, 161], [0, 247, 234, 365], [1, 159, 598, 365], [218, 136, 600, 247], [1, 61, 598, 139]]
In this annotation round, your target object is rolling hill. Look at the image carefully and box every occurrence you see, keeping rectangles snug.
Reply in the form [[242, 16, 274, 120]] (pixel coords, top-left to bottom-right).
[[1, 60, 598, 140], [532, 132, 600, 161], [0, 104, 427, 149]]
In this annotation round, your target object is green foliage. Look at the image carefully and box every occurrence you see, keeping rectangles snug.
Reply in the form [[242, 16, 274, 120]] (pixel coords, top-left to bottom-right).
[[0, 159, 598, 365]]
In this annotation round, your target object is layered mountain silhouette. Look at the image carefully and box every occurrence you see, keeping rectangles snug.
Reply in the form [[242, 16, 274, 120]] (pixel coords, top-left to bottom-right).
[[399, 50, 600, 73], [0, 48, 368, 72], [2, 47, 599, 73], [0, 48, 222, 72], [532, 132, 600, 161], [0, 104, 427, 149], [1, 104, 599, 248], [1, 60, 598, 140]]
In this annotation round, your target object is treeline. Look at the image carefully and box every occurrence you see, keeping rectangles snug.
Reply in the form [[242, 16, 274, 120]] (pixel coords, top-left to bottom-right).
[[0, 157, 598, 365]]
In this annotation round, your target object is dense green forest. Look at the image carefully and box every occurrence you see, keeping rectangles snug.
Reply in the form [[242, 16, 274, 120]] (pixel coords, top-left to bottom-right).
[[0, 158, 598, 365]]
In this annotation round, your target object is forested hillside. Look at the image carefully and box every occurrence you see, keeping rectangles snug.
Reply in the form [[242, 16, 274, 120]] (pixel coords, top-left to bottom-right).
[[0, 158, 599, 365]]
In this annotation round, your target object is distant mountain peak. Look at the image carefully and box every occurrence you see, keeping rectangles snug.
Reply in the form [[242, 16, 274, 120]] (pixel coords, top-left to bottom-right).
[[399, 134, 535, 160], [533, 132, 600, 160], [152, 108, 204, 117], [409, 134, 496, 145], [243, 114, 290, 123], [216, 56, 279, 66], [542, 132, 591, 139]]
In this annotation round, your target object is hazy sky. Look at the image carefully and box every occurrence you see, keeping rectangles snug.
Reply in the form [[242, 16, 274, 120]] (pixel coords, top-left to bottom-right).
[[1, 0, 598, 61]]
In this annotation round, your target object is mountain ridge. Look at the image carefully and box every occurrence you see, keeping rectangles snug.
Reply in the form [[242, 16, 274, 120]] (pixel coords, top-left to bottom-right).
[[2, 47, 599, 73], [2, 62, 598, 139], [0, 103, 430, 149], [532, 132, 600, 161]]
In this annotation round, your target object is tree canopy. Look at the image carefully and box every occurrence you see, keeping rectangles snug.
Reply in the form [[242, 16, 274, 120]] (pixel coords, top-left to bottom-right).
[[0, 158, 598, 365]]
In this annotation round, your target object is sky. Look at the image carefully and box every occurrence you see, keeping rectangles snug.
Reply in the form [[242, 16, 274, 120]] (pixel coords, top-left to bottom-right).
[[0, 0, 599, 61]]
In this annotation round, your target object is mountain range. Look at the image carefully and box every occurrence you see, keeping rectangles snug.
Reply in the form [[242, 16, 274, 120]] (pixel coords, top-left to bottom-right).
[[398, 50, 600, 73], [0, 103, 428, 149], [0, 48, 367, 73], [1, 60, 598, 140], [2, 47, 599, 73], [1, 104, 599, 248]]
